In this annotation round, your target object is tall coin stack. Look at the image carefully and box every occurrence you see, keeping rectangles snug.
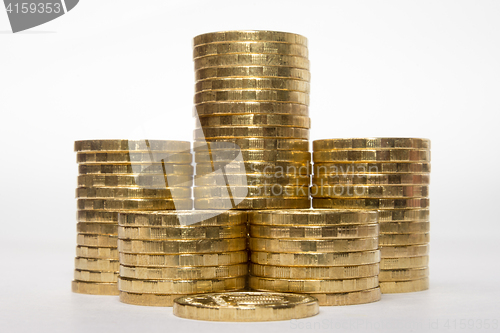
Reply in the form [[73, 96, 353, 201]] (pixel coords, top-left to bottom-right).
[[72, 140, 194, 295], [311, 138, 431, 293], [117, 211, 248, 306], [248, 210, 382, 306], [192, 30, 312, 210]]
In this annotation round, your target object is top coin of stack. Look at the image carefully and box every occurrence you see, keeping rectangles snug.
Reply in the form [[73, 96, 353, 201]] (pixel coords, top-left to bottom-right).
[[192, 31, 311, 210], [72, 140, 194, 295], [311, 138, 431, 294]]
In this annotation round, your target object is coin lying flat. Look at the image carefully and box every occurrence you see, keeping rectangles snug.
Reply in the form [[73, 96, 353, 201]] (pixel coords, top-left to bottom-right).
[[312, 287, 381, 306], [195, 90, 309, 105], [77, 174, 193, 188], [77, 211, 120, 223], [249, 275, 379, 293], [312, 174, 430, 185], [75, 246, 118, 259], [311, 185, 429, 198], [195, 67, 311, 81], [313, 149, 430, 163], [71, 280, 119, 295], [250, 263, 380, 279], [380, 221, 430, 234], [193, 31, 308, 46], [173, 291, 319, 321], [193, 42, 309, 58], [249, 224, 379, 239], [118, 225, 248, 240], [313, 162, 431, 175], [194, 150, 311, 163], [77, 198, 193, 211], [313, 138, 430, 150], [312, 198, 430, 210], [77, 152, 192, 164], [117, 210, 248, 227], [379, 233, 430, 246], [380, 256, 429, 269], [77, 223, 118, 235], [195, 174, 310, 186], [117, 238, 247, 254], [195, 161, 312, 176], [119, 264, 248, 280], [194, 197, 311, 210], [193, 185, 309, 198], [194, 102, 309, 116], [379, 209, 430, 222], [118, 276, 246, 294], [250, 209, 378, 226], [74, 257, 119, 271], [194, 54, 310, 70], [249, 237, 379, 253], [119, 251, 248, 267], [195, 126, 309, 139], [78, 163, 194, 175], [119, 292, 189, 307], [197, 114, 310, 128], [74, 140, 191, 152], [74, 269, 118, 283], [380, 244, 430, 258], [250, 250, 380, 267], [77, 234, 117, 247], [379, 267, 429, 281], [380, 277, 429, 294], [76, 187, 192, 199], [195, 78, 310, 93], [193, 138, 309, 151]]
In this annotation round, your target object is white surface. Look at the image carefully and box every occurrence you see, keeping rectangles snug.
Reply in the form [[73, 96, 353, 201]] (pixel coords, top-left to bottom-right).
[[1, 1, 500, 332]]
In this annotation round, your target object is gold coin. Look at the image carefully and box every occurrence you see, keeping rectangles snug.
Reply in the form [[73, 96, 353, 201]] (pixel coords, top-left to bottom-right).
[[380, 256, 429, 269], [249, 237, 379, 253], [197, 114, 310, 128], [78, 163, 193, 175], [380, 277, 429, 293], [119, 251, 248, 267], [195, 78, 310, 93], [250, 263, 379, 279], [313, 287, 381, 306], [193, 41, 309, 58], [74, 257, 119, 271], [120, 264, 248, 280], [250, 209, 378, 226], [249, 224, 379, 239], [313, 149, 430, 163], [118, 238, 247, 254], [379, 233, 430, 246], [75, 246, 118, 259], [380, 221, 430, 234], [77, 152, 192, 164], [313, 162, 431, 175], [195, 174, 310, 186], [249, 275, 379, 293], [311, 185, 429, 198], [77, 198, 193, 211], [312, 173, 430, 185], [195, 90, 309, 105], [379, 267, 429, 281], [380, 244, 429, 258], [77, 234, 117, 247], [195, 161, 311, 176], [173, 291, 319, 321], [194, 102, 309, 116], [119, 276, 246, 294], [71, 280, 119, 295], [380, 209, 430, 222], [77, 222, 117, 235], [312, 198, 430, 210], [74, 140, 191, 152], [76, 187, 191, 199], [194, 150, 310, 163], [74, 269, 118, 283], [77, 210, 120, 223], [194, 197, 311, 210], [195, 54, 309, 70], [313, 138, 430, 150], [194, 138, 309, 151], [118, 225, 248, 240], [193, 31, 308, 47], [77, 174, 193, 188], [119, 292, 188, 307], [250, 250, 380, 267], [196, 67, 311, 81], [194, 185, 309, 198], [117, 210, 247, 227], [195, 127, 309, 139]]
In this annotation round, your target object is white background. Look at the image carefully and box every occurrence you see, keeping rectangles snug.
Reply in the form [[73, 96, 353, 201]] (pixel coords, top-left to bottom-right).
[[1, 1, 499, 332]]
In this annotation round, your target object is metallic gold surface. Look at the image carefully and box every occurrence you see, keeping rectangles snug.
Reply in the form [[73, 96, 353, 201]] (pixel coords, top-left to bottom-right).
[[74, 269, 118, 283], [74, 257, 119, 271], [312, 198, 430, 210], [195, 90, 309, 105], [313, 138, 430, 150], [118, 276, 246, 294], [250, 250, 380, 267], [378, 209, 430, 222], [193, 185, 309, 198], [195, 174, 310, 186], [194, 54, 309, 70], [118, 238, 247, 254], [119, 251, 248, 267], [78, 163, 193, 175], [380, 244, 430, 258], [194, 138, 309, 151], [77, 152, 192, 164], [312, 173, 430, 185], [313, 149, 430, 163], [249, 237, 379, 253], [379, 277, 429, 294], [313, 162, 431, 175], [194, 197, 311, 210], [311, 185, 429, 198], [195, 67, 310, 81], [119, 264, 248, 280], [250, 263, 380, 279], [74, 140, 190, 152], [77, 210, 120, 223], [77, 198, 193, 211], [193, 42, 309, 58], [380, 256, 429, 269], [120, 292, 188, 307], [194, 102, 309, 116], [118, 225, 248, 240], [194, 150, 311, 163], [249, 224, 379, 239], [380, 221, 430, 234], [195, 78, 310, 93], [75, 246, 119, 259], [77, 174, 193, 187], [195, 126, 309, 139], [76, 187, 192, 199], [173, 291, 319, 321], [379, 233, 430, 246], [312, 287, 381, 306], [379, 267, 429, 281], [193, 31, 308, 47], [117, 210, 247, 227], [71, 280, 119, 295], [249, 275, 379, 293], [195, 161, 311, 176], [76, 234, 117, 248], [197, 114, 310, 128], [250, 209, 378, 226], [77, 223, 118, 235]]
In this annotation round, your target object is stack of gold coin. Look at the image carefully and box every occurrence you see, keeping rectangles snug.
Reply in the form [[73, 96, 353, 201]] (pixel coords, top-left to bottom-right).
[[72, 140, 194, 295], [312, 138, 431, 293], [192, 31, 311, 209], [248, 210, 381, 306], [117, 211, 248, 306]]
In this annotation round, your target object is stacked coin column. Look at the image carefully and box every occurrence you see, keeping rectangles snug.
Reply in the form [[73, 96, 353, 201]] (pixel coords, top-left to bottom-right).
[[192, 30, 312, 210], [312, 138, 431, 294], [248, 210, 381, 306], [117, 211, 248, 306], [72, 140, 193, 295]]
